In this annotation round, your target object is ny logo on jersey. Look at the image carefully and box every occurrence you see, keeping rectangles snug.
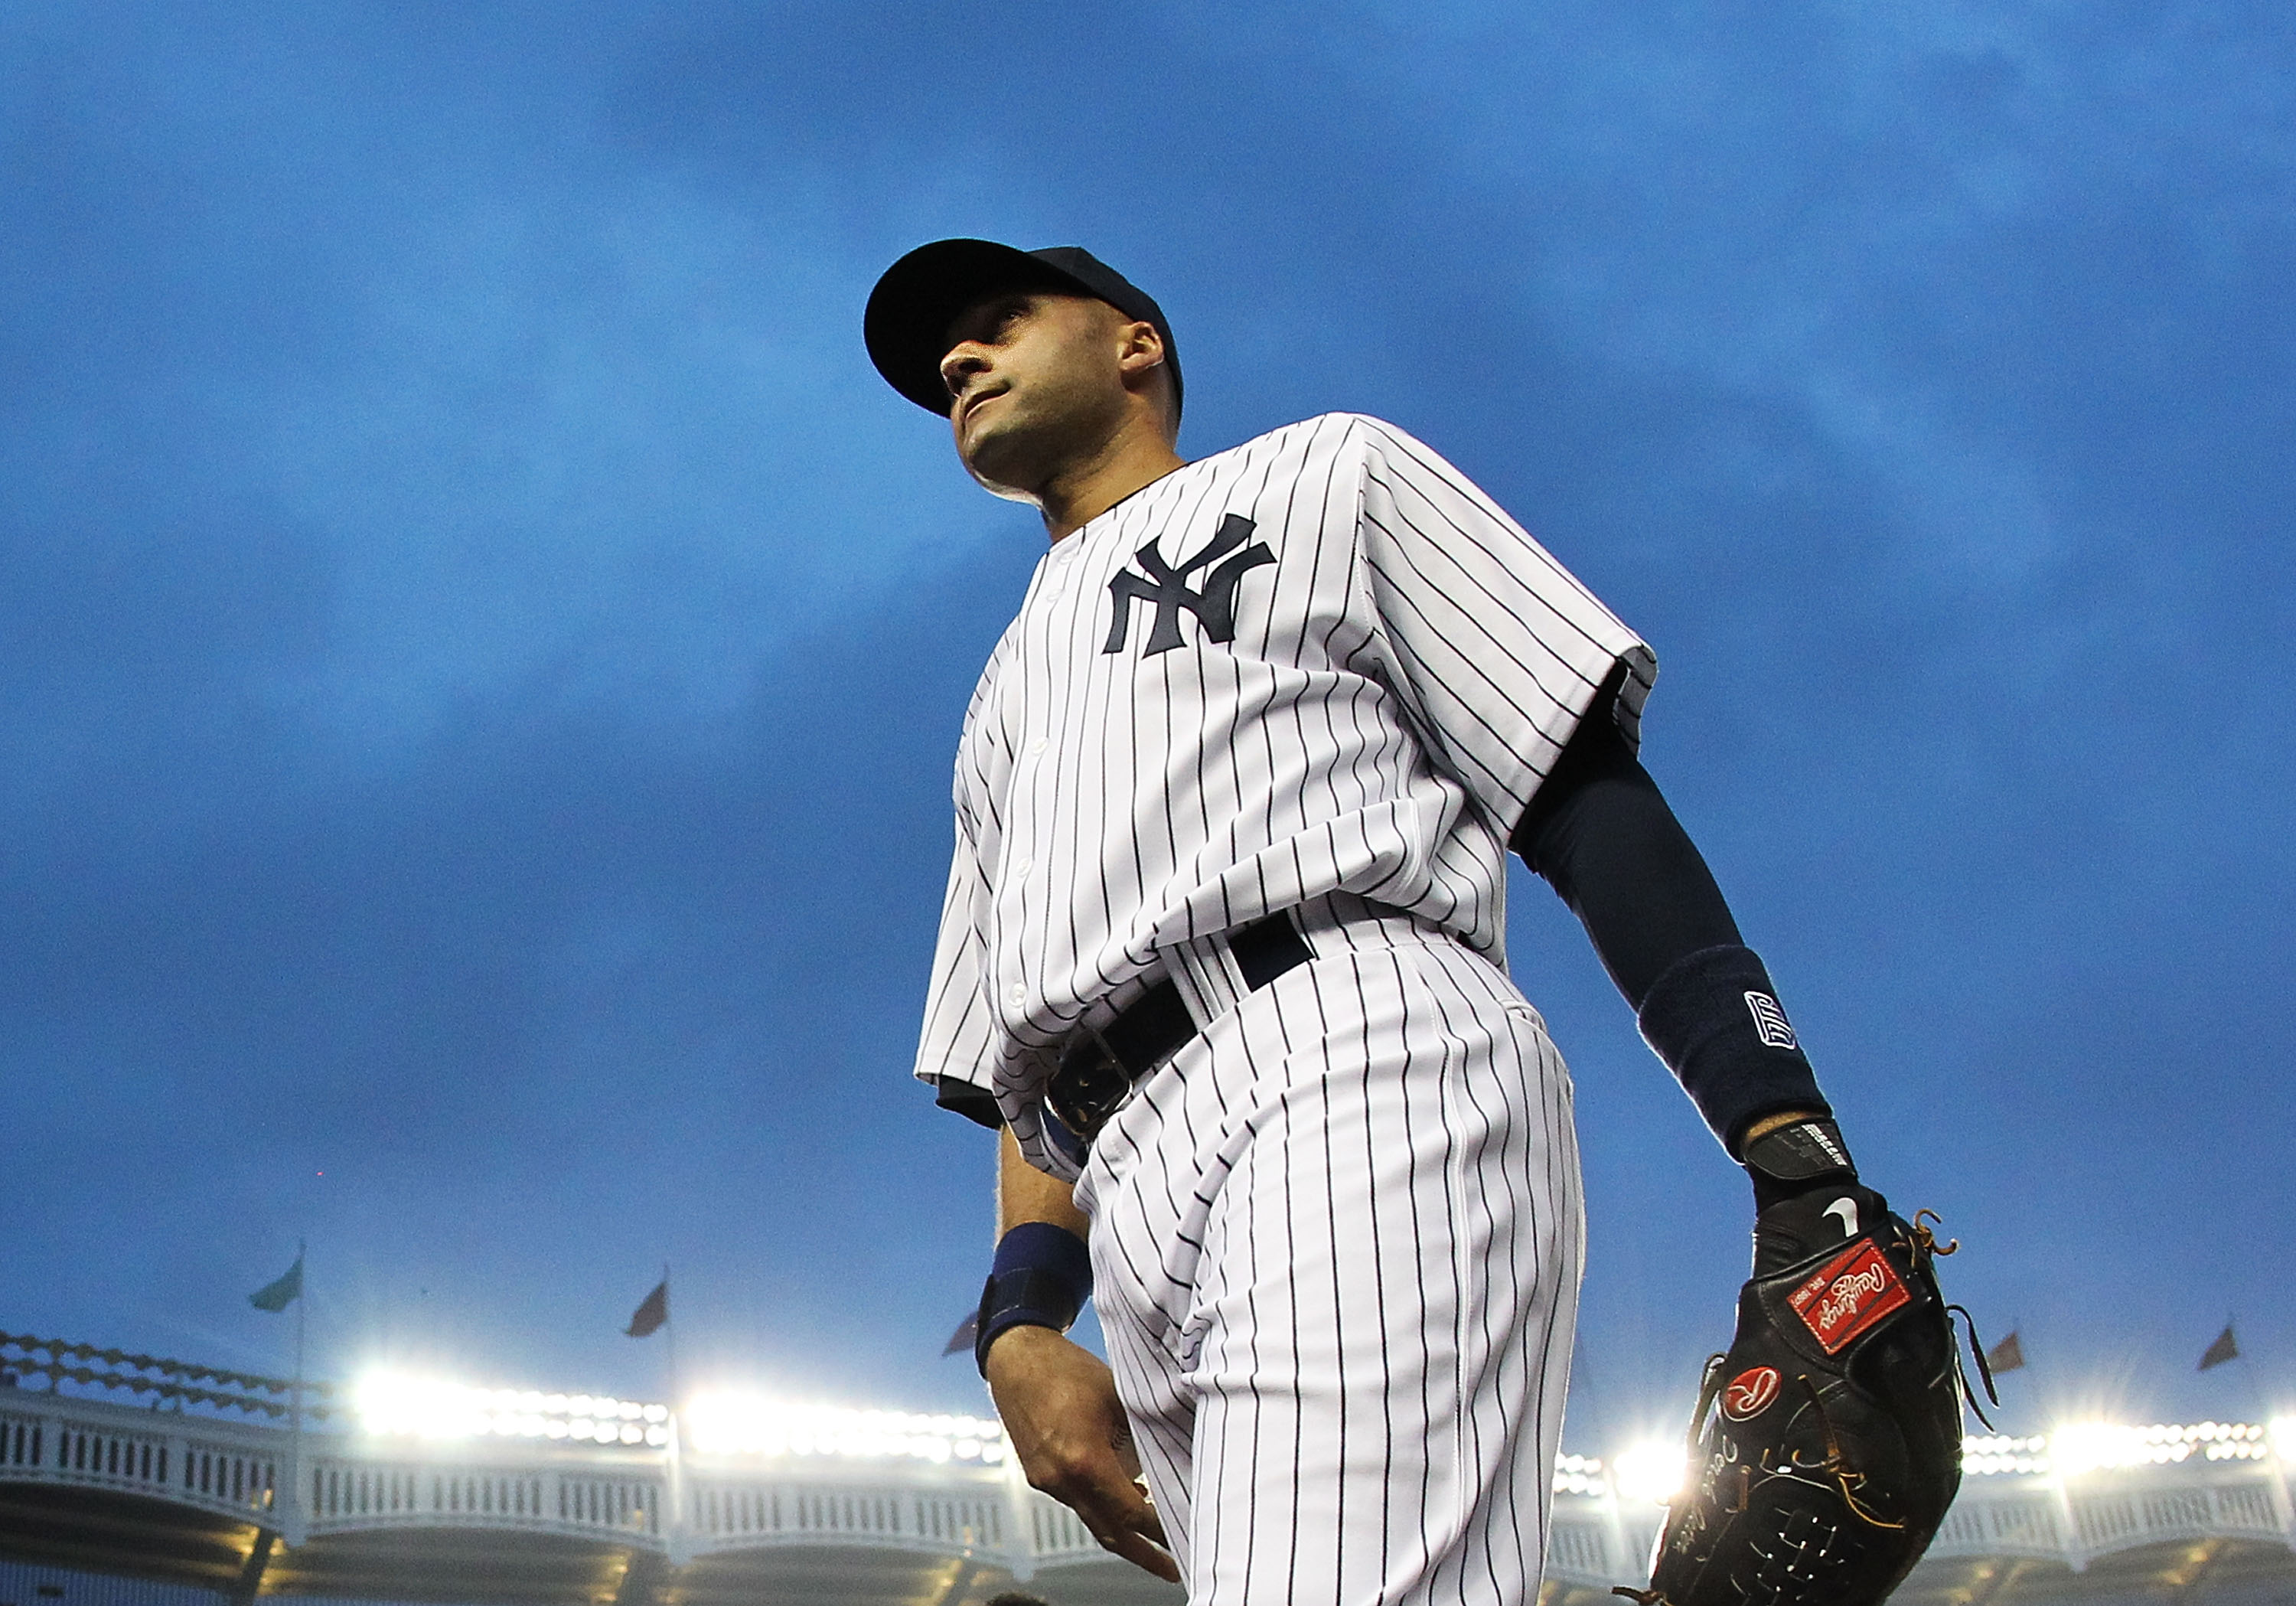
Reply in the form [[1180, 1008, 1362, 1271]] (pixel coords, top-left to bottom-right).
[[1103, 514, 1276, 656]]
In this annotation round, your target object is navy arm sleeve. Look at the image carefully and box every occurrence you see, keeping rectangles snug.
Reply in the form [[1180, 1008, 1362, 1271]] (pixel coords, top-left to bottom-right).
[[1510, 670, 1741, 1008], [1510, 667, 1830, 1151]]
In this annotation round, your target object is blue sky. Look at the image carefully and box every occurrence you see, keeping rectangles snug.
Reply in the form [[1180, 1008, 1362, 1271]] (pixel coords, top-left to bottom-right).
[[2, 0, 2290, 1448]]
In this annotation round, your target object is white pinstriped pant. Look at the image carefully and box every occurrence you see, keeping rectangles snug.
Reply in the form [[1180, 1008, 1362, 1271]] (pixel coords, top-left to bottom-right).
[[1074, 898, 1585, 1605]]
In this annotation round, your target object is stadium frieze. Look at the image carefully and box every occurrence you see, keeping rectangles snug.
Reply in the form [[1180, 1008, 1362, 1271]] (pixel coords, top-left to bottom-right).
[[1, 1388, 2291, 1588]]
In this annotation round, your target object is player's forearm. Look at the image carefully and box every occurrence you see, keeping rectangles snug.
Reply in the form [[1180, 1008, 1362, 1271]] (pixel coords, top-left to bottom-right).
[[967, 1128, 1096, 1378], [1516, 744, 1743, 1008], [1513, 674, 1831, 1155], [981, 1144, 1176, 1582], [999, 1126, 1091, 1239], [1512, 664, 1739, 1005]]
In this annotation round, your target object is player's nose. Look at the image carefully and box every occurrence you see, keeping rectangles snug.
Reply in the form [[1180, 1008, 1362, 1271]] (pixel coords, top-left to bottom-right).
[[940, 343, 992, 403]]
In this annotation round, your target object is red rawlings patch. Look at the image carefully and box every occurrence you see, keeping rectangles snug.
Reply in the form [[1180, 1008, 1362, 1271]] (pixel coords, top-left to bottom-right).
[[1787, 1242, 1910, 1354], [1720, 1366, 1781, 1421]]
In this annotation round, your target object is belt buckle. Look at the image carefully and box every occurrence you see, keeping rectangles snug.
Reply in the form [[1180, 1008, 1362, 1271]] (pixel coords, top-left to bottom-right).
[[1047, 1026, 1133, 1146]]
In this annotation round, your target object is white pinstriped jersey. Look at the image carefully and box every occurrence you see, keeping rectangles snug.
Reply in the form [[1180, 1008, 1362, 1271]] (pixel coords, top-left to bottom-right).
[[912, 413, 1654, 1160]]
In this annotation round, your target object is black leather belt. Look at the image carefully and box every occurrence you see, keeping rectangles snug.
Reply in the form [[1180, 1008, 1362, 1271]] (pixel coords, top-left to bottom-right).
[[1044, 912, 1313, 1147]]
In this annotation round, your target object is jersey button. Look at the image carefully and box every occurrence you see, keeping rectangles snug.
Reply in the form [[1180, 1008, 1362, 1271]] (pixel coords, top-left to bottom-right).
[[1027, 736, 1048, 757], [1011, 857, 1032, 878], [1008, 982, 1027, 1007]]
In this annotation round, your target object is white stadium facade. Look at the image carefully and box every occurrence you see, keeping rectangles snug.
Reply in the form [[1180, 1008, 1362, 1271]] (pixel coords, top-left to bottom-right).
[[2, 1335, 2293, 1606]]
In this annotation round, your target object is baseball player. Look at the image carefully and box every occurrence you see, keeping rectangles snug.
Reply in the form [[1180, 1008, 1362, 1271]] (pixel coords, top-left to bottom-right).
[[864, 240, 1877, 1604]]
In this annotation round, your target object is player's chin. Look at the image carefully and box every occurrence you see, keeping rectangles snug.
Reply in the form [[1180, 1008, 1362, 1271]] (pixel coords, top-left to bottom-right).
[[957, 424, 1046, 502]]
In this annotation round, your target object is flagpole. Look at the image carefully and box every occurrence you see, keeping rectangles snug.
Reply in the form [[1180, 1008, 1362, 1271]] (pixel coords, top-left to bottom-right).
[[287, 1240, 308, 1547], [661, 1264, 680, 1414], [661, 1264, 690, 1565], [2227, 1318, 2274, 1425]]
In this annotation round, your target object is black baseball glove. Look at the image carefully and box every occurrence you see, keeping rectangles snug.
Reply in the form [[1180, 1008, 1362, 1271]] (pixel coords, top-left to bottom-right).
[[1617, 1135, 1991, 1606]]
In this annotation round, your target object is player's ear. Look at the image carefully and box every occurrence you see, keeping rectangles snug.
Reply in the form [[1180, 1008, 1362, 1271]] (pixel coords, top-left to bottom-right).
[[1114, 320, 1177, 436], [1114, 318, 1166, 378]]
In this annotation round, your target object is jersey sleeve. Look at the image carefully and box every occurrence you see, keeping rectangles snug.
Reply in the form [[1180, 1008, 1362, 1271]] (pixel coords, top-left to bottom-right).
[[912, 823, 999, 1094], [1350, 416, 1656, 834]]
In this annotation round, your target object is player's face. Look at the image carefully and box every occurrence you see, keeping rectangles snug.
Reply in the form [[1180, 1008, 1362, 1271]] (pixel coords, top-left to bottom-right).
[[938, 291, 1141, 501]]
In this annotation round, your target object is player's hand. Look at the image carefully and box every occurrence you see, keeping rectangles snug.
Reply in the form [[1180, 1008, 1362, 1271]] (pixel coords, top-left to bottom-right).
[[983, 1324, 1179, 1583]]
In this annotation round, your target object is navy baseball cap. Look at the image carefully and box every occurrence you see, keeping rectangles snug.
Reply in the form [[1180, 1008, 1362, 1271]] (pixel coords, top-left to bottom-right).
[[864, 239, 1182, 419]]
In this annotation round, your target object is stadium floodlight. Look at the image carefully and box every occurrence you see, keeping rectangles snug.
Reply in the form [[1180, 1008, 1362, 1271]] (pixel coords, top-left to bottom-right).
[[352, 1369, 1015, 1463], [1610, 1441, 1688, 1505], [2053, 1422, 2148, 1474], [682, 1392, 1007, 1465], [1959, 1434, 2050, 1477], [354, 1371, 677, 1444], [354, 1372, 488, 1440], [1551, 1453, 1606, 1498], [2047, 1421, 2272, 1475]]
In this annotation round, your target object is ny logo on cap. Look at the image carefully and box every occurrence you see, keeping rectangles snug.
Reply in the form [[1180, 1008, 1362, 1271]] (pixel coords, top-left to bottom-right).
[[1103, 514, 1275, 657]]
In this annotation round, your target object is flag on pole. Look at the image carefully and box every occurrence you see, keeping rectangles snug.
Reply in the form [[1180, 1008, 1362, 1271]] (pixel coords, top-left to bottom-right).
[[249, 1253, 305, 1313], [943, 1311, 979, 1358], [1985, 1330, 2026, 1375], [626, 1279, 670, 1338], [2198, 1323, 2239, 1371]]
